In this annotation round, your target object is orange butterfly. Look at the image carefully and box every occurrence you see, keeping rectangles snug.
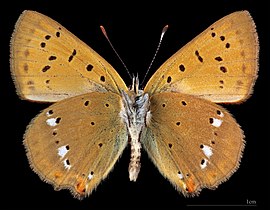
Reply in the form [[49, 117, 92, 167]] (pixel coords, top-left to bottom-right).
[[10, 10, 258, 199]]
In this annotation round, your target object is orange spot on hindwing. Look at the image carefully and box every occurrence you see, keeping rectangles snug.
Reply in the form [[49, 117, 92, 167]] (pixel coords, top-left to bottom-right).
[[186, 177, 196, 193], [75, 177, 86, 195]]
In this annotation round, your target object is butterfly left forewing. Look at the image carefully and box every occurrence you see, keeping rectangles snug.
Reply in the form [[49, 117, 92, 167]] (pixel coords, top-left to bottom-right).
[[10, 10, 128, 102], [142, 92, 244, 195], [24, 92, 128, 198]]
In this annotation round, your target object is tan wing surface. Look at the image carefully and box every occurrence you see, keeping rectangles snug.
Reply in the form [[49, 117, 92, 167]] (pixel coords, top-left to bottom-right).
[[143, 92, 244, 195], [11, 10, 128, 102], [144, 11, 258, 103], [24, 92, 128, 198]]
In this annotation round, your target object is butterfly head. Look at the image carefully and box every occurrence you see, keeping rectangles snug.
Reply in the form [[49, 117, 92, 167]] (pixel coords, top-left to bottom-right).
[[130, 75, 141, 96]]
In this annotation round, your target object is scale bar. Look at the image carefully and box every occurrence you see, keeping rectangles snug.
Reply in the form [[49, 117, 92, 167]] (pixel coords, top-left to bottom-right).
[[187, 204, 257, 207]]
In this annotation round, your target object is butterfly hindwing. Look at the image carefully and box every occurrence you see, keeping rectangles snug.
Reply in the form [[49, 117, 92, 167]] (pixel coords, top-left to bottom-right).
[[24, 92, 128, 198], [143, 92, 244, 195]]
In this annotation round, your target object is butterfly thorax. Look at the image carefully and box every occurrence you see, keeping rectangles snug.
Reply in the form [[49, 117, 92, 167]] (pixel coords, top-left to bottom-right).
[[120, 77, 151, 181]]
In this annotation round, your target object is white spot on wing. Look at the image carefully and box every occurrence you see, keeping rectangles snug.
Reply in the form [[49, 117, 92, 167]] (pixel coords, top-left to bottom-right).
[[63, 159, 71, 170], [46, 118, 57, 126], [182, 182, 187, 190], [88, 172, 94, 180], [46, 110, 53, 117], [202, 145, 213, 158], [178, 172, 184, 180], [57, 145, 69, 159], [218, 111, 224, 117], [85, 184, 89, 191], [212, 118, 223, 127], [200, 159, 208, 169]]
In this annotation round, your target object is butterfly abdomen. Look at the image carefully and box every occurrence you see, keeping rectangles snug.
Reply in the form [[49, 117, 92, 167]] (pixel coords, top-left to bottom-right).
[[120, 81, 151, 181]]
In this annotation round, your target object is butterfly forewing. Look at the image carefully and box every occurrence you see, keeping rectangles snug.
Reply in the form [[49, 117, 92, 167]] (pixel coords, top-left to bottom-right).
[[24, 92, 128, 198], [10, 10, 128, 102], [143, 92, 244, 195], [144, 11, 258, 103]]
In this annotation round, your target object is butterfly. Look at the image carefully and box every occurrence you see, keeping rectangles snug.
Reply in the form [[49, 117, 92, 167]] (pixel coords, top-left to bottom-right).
[[10, 10, 258, 199]]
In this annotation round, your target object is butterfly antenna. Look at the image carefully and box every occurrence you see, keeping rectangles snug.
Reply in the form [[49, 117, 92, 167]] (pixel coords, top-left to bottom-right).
[[141, 25, 169, 85], [100, 26, 133, 80]]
